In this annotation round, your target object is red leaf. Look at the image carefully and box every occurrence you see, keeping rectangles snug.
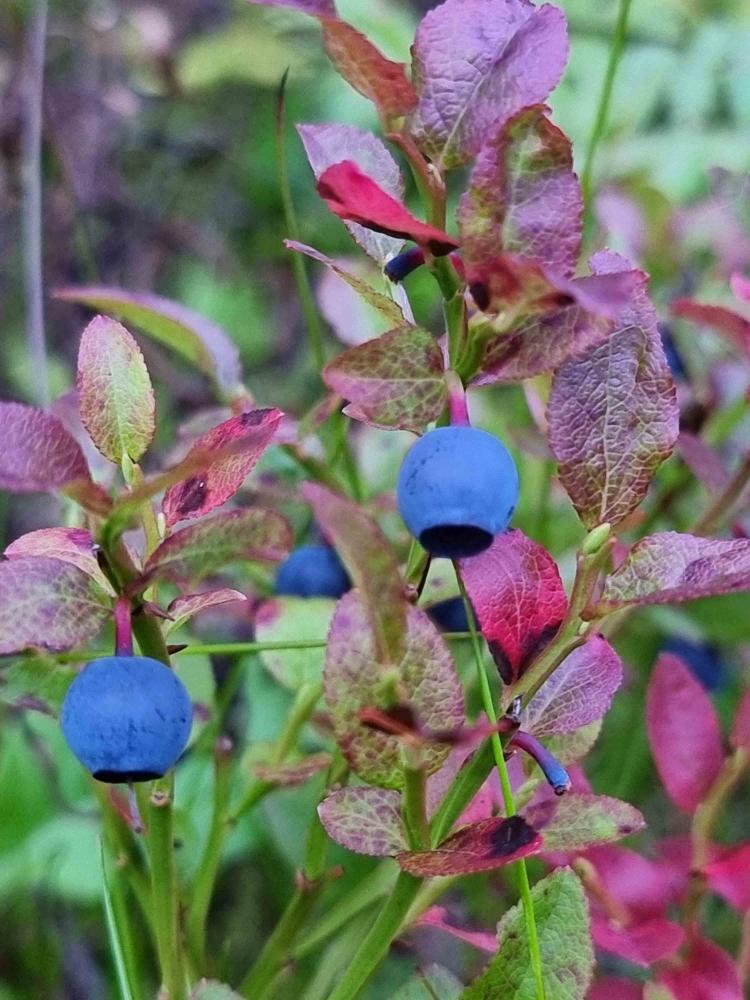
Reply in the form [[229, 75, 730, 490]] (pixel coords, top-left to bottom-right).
[[459, 530, 567, 685], [316, 161, 458, 256], [163, 408, 282, 525], [591, 914, 685, 966], [414, 907, 496, 953], [657, 936, 743, 1000], [672, 298, 750, 353], [397, 815, 541, 876], [731, 690, 750, 749], [587, 980, 642, 1000], [646, 653, 724, 813], [586, 843, 678, 921], [703, 843, 750, 911]]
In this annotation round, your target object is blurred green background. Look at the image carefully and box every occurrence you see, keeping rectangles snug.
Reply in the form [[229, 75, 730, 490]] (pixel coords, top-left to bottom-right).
[[1, 0, 750, 996]]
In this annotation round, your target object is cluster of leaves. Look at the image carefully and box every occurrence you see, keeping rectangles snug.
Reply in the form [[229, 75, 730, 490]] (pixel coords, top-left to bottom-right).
[[2, 0, 750, 998]]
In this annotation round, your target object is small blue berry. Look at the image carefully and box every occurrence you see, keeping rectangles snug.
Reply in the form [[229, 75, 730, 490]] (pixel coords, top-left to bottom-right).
[[427, 596, 470, 633], [275, 545, 350, 599], [60, 656, 192, 783], [662, 636, 724, 691], [397, 426, 519, 558]]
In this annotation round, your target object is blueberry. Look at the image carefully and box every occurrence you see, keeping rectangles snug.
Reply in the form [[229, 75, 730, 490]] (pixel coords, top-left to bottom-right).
[[662, 636, 724, 691], [427, 596, 470, 633], [275, 545, 350, 599], [397, 426, 519, 558], [659, 324, 686, 381], [60, 656, 193, 783], [384, 248, 425, 283]]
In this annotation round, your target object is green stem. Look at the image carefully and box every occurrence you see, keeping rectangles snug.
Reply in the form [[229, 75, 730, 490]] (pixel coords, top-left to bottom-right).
[[454, 567, 545, 1000], [402, 760, 430, 851], [580, 0, 634, 209], [142, 778, 186, 1000]]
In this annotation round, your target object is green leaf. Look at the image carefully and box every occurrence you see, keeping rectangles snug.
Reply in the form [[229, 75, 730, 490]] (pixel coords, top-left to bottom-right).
[[190, 982, 244, 1000], [77, 315, 155, 464], [392, 965, 463, 1000], [255, 596, 335, 689], [462, 868, 593, 1000], [0, 653, 77, 715]]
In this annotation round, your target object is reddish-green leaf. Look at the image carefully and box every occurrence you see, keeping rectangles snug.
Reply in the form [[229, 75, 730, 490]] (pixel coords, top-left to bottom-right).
[[459, 530, 568, 685], [321, 19, 417, 123], [525, 793, 644, 851], [252, 753, 332, 786], [597, 532, 750, 612], [141, 509, 292, 586], [298, 122, 405, 263], [672, 298, 750, 353], [548, 259, 678, 529], [303, 483, 406, 665], [521, 636, 622, 737], [318, 787, 407, 856], [5, 527, 114, 595], [409, 0, 569, 170], [76, 315, 155, 464], [459, 105, 581, 277], [646, 653, 724, 813], [317, 161, 458, 257], [324, 592, 463, 788], [397, 816, 540, 876], [163, 408, 283, 525], [55, 286, 242, 396], [0, 557, 112, 654], [247, 0, 335, 12], [323, 326, 447, 434], [165, 590, 247, 635]]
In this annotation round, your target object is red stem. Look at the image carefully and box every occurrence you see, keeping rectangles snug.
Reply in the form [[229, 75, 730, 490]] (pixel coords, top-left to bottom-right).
[[446, 371, 470, 426], [114, 596, 134, 656]]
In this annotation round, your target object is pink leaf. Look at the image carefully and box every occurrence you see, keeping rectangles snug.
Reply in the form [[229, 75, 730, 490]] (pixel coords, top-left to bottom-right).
[[598, 532, 750, 611], [657, 936, 743, 1000], [672, 298, 750, 352], [676, 433, 730, 493], [521, 635, 623, 737], [548, 259, 678, 529], [646, 653, 724, 813], [587, 980, 642, 1000], [5, 527, 113, 594], [459, 530, 568, 685], [323, 326, 447, 434], [247, 0, 336, 15], [76, 315, 155, 464], [165, 589, 247, 634], [409, 0, 569, 170], [459, 105, 582, 277], [397, 816, 541, 876], [163, 408, 283, 525], [591, 914, 685, 966], [324, 593, 463, 789], [298, 123, 405, 263], [303, 483, 406, 666], [414, 907, 496, 953], [318, 787, 407, 856], [586, 843, 678, 921], [731, 272, 750, 302], [703, 843, 750, 911], [321, 19, 417, 123], [316, 161, 458, 257], [0, 556, 112, 654], [731, 690, 750, 749]]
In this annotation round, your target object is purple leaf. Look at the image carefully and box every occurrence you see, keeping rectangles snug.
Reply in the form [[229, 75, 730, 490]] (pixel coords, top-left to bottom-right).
[[676, 432, 730, 493], [247, 0, 336, 13], [285, 242, 405, 328], [76, 315, 155, 464], [398, 816, 541, 876], [297, 123, 405, 263], [303, 483, 406, 666], [409, 0, 568, 170], [459, 530, 568, 685], [324, 592, 464, 788], [0, 401, 110, 514], [598, 532, 750, 611], [252, 752, 332, 787], [54, 286, 242, 396], [321, 19, 417, 123], [587, 980, 642, 1000], [525, 793, 644, 851], [521, 635, 623, 737], [414, 907, 496, 953], [646, 653, 724, 813], [0, 557, 112, 654], [165, 589, 247, 635], [318, 787, 407, 856], [162, 408, 283, 525], [316, 161, 458, 257], [141, 509, 292, 586], [5, 527, 114, 594], [323, 326, 447, 434], [703, 843, 750, 912], [672, 297, 750, 354], [459, 105, 582, 277], [657, 936, 743, 1000]]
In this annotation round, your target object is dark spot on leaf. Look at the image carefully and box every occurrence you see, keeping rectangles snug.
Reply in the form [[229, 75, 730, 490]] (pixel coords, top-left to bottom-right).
[[241, 409, 272, 426], [173, 476, 207, 516], [489, 815, 537, 857], [470, 282, 490, 312]]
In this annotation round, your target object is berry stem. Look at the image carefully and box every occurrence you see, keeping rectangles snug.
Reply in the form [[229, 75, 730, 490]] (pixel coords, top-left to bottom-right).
[[446, 370, 470, 426], [114, 596, 134, 656]]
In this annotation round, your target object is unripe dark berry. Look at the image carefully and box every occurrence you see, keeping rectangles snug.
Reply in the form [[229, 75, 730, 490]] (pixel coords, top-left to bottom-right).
[[427, 596, 470, 633], [275, 545, 350, 599], [397, 426, 519, 558], [60, 656, 192, 783]]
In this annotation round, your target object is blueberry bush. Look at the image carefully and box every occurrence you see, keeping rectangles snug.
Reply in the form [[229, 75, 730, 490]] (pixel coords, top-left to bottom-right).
[[2, 1, 750, 998]]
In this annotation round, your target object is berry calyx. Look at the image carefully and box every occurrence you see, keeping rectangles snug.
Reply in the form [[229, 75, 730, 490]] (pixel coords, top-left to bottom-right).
[[60, 656, 193, 783], [275, 544, 350, 599], [397, 426, 519, 558]]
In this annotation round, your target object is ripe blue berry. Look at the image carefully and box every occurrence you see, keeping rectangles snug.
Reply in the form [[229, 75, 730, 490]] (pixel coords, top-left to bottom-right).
[[397, 426, 519, 558], [427, 596, 470, 633], [662, 636, 724, 691], [60, 656, 192, 783], [275, 545, 350, 599]]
